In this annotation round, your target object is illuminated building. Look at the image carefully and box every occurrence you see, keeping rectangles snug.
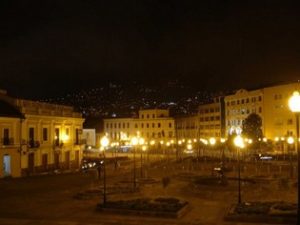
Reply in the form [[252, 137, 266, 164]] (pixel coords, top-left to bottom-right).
[[103, 109, 175, 143], [198, 97, 225, 139], [175, 115, 199, 140], [225, 89, 263, 136], [224, 82, 300, 142], [0, 90, 84, 178]]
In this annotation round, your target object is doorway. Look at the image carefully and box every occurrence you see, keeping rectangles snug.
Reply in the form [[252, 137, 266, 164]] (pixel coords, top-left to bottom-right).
[[3, 155, 11, 176]]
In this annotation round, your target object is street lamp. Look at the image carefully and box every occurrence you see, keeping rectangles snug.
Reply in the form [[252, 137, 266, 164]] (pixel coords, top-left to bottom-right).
[[131, 137, 138, 189], [234, 135, 244, 204], [100, 135, 109, 206], [289, 91, 300, 222], [141, 145, 147, 178]]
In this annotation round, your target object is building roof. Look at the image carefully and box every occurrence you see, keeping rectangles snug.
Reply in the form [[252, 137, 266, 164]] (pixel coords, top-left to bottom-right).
[[0, 99, 24, 118]]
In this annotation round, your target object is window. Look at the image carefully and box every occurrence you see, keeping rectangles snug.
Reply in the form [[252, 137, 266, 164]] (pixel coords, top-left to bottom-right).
[[114, 123, 117, 128], [210, 108, 214, 113], [135, 124, 138, 128], [237, 100, 240, 105], [231, 101, 235, 106], [210, 116, 214, 121], [158, 123, 161, 128], [152, 114, 155, 118], [152, 123, 155, 128], [123, 123, 125, 129], [246, 98, 249, 103], [147, 123, 149, 128], [205, 109, 209, 113], [200, 117, 204, 122], [205, 117, 209, 121], [106, 124, 109, 129], [258, 96, 262, 101], [127, 123, 130, 128], [141, 115, 144, 119], [169, 123, 172, 128], [169, 131, 173, 138], [141, 123, 144, 128], [75, 128, 79, 145], [241, 99, 245, 104], [215, 116, 220, 120], [3, 128, 9, 145], [55, 128, 60, 146], [147, 114, 149, 118], [259, 107, 262, 113], [29, 127, 35, 145], [287, 119, 293, 125], [227, 102, 230, 106], [43, 128, 48, 141]]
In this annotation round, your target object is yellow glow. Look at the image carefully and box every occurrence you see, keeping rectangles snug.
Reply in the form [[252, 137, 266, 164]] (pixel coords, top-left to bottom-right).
[[263, 137, 267, 142], [166, 142, 170, 146], [131, 137, 138, 146], [281, 137, 285, 141], [160, 140, 164, 145], [150, 140, 155, 145], [289, 91, 300, 113], [142, 145, 147, 151], [234, 135, 244, 148], [62, 134, 69, 142], [287, 136, 294, 144], [139, 138, 145, 145], [193, 139, 197, 143], [187, 144, 193, 150], [188, 139, 192, 144], [170, 140, 174, 144], [178, 140, 182, 145], [274, 137, 279, 142], [209, 137, 216, 145], [248, 139, 253, 144], [100, 136, 109, 148], [220, 138, 226, 143]]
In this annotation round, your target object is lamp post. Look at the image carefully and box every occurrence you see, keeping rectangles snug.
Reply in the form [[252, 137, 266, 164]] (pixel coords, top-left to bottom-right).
[[141, 145, 147, 178], [131, 137, 138, 189], [100, 136, 109, 206], [209, 137, 216, 158], [234, 135, 244, 204], [288, 91, 300, 222]]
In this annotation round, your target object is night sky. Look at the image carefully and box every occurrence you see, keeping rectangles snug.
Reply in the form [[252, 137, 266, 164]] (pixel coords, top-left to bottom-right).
[[1, 0, 300, 98]]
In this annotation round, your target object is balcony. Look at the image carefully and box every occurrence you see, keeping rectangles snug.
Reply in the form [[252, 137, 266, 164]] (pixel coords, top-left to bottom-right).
[[1, 138, 14, 146], [28, 140, 40, 148]]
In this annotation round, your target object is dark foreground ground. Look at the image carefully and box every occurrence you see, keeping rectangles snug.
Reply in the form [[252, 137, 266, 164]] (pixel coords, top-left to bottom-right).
[[0, 155, 297, 225]]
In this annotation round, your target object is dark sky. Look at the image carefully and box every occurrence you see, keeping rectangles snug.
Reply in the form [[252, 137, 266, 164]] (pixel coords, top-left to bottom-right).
[[1, 0, 300, 98]]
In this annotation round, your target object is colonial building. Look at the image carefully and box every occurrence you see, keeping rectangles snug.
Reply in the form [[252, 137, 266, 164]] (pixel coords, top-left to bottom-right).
[[175, 115, 199, 140], [262, 82, 300, 140], [198, 97, 225, 139], [224, 82, 300, 142], [225, 89, 263, 136], [103, 109, 175, 143], [0, 90, 84, 178]]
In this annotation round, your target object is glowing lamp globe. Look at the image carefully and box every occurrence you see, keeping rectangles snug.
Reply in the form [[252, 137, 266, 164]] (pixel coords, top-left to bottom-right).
[[209, 137, 216, 145], [289, 91, 300, 113], [131, 137, 138, 146], [287, 136, 294, 144], [100, 136, 109, 148], [138, 138, 145, 145], [234, 135, 244, 148]]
